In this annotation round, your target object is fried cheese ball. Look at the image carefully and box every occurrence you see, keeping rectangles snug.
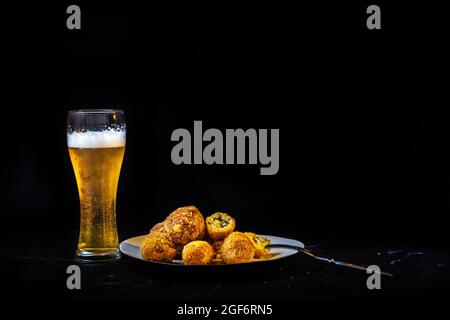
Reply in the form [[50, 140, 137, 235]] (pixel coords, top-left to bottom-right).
[[182, 240, 214, 265], [206, 212, 236, 240], [149, 221, 167, 234], [220, 232, 255, 264], [140, 231, 176, 262], [209, 239, 224, 254], [206, 238, 224, 260], [164, 206, 206, 252], [245, 232, 271, 258]]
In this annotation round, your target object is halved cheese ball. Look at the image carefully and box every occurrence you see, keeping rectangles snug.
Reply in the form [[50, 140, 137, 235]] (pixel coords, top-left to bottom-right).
[[245, 232, 270, 258], [206, 212, 236, 240]]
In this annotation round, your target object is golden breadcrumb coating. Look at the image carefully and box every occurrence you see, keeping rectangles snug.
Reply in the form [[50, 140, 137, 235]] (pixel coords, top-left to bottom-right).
[[210, 239, 224, 254], [206, 212, 236, 240], [206, 238, 224, 260], [164, 206, 205, 250], [149, 221, 167, 234], [143, 206, 271, 265], [164, 206, 206, 253], [182, 241, 214, 265], [140, 231, 176, 262], [244, 232, 270, 258], [220, 232, 255, 264]]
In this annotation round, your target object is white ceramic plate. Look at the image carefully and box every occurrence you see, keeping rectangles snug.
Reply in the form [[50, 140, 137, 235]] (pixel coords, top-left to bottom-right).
[[120, 234, 304, 267]]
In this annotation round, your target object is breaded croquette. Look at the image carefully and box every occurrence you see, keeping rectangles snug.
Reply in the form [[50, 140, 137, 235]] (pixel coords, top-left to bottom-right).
[[164, 206, 206, 251], [142, 206, 272, 265], [209, 239, 224, 254], [182, 241, 214, 265], [245, 232, 270, 258], [220, 232, 255, 264], [206, 238, 224, 260], [149, 221, 167, 234], [140, 231, 176, 262], [206, 212, 236, 240]]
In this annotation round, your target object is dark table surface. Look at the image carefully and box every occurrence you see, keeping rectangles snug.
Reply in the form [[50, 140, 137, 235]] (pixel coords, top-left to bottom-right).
[[1, 235, 448, 301]]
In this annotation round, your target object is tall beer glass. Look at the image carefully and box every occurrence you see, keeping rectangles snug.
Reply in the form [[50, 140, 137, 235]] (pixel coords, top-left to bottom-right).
[[67, 109, 126, 261]]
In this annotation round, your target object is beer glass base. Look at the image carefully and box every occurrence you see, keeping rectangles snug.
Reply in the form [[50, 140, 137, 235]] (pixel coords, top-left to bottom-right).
[[76, 249, 121, 262]]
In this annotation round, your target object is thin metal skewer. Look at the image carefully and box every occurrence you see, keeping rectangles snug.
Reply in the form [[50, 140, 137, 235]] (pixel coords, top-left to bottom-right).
[[267, 244, 394, 277]]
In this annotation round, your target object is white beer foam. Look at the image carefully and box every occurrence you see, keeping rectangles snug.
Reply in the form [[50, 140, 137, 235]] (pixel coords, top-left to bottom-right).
[[67, 130, 126, 148]]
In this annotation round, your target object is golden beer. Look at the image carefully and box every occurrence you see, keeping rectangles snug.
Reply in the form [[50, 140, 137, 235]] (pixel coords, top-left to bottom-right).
[[67, 109, 126, 261], [69, 145, 125, 255]]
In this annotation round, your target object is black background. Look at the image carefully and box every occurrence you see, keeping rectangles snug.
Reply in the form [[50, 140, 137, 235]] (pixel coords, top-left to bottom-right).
[[1, 2, 449, 302]]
